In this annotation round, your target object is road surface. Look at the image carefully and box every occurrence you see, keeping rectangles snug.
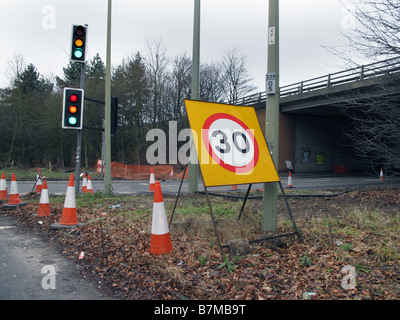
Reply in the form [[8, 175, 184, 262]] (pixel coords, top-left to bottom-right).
[[0, 215, 113, 300], [14, 174, 390, 196]]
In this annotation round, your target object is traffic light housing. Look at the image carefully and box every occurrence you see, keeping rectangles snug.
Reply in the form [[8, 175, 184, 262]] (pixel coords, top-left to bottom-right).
[[70, 25, 87, 62], [111, 97, 123, 135], [62, 88, 84, 129]]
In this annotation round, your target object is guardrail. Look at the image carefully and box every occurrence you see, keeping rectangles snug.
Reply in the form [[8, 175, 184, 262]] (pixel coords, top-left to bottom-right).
[[236, 57, 400, 106]]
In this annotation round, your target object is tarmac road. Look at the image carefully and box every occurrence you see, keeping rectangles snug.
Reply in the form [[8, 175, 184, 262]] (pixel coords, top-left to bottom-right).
[[0, 215, 113, 300], [14, 173, 391, 196]]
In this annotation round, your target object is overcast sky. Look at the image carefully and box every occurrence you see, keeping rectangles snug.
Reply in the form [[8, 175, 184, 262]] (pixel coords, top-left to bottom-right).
[[0, 0, 362, 91]]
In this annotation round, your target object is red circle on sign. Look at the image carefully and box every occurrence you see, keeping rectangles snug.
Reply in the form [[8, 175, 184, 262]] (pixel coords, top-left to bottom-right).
[[202, 113, 259, 173]]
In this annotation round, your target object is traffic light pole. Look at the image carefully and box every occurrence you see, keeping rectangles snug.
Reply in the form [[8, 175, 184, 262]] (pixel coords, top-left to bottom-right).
[[262, 0, 279, 232], [75, 62, 86, 194]]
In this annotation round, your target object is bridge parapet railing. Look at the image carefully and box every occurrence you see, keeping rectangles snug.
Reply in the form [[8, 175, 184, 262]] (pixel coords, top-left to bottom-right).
[[280, 56, 400, 98], [235, 57, 400, 105], [236, 91, 267, 106]]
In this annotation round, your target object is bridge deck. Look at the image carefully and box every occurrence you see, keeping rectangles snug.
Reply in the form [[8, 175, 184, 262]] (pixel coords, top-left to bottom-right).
[[236, 57, 400, 117]]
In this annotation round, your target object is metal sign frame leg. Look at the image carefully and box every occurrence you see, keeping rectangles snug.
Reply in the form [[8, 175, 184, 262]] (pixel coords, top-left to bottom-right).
[[238, 183, 253, 221], [169, 164, 225, 259], [169, 168, 302, 261], [169, 164, 188, 227], [202, 184, 225, 258], [234, 180, 302, 243], [277, 180, 302, 241]]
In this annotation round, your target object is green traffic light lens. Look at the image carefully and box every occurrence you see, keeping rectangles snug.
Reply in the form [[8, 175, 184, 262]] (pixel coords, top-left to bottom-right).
[[68, 117, 77, 125], [74, 48, 83, 59]]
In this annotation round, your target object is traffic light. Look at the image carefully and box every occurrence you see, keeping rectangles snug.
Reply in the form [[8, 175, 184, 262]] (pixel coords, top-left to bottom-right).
[[111, 97, 123, 135], [70, 25, 87, 62], [62, 88, 84, 129]]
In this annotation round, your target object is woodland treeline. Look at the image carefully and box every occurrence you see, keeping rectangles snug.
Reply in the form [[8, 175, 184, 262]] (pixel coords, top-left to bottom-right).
[[0, 41, 256, 169], [3, 0, 398, 174]]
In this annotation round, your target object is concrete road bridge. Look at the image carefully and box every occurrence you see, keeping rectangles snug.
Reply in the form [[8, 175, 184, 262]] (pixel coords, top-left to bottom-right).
[[235, 57, 400, 173]]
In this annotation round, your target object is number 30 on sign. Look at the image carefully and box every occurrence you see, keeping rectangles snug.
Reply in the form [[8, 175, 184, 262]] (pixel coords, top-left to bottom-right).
[[202, 113, 259, 174], [184, 100, 280, 187]]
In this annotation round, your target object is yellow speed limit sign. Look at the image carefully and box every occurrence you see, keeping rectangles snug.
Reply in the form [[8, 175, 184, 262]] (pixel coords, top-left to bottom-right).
[[184, 100, 280, 187]]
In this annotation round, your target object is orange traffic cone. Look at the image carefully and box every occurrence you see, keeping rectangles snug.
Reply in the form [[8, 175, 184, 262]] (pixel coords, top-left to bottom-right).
[[81, 172, 87, 193], [51, 174, 83, 229], [150, 181, 173, 255], [3, 173, 26, 208], [86, 175, 93, 194], [287, 172, 293, 188], [148, 167, 156, 192], [0, 172, 7, 201], [32, 180, 53, 217], [379, 168, 384, 182], [35, 168, 43, 194]]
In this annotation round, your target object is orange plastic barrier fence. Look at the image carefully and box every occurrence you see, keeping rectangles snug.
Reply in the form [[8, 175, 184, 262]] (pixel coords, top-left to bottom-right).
[[333, 165, 347, 173], [107, 161, 188, 180]]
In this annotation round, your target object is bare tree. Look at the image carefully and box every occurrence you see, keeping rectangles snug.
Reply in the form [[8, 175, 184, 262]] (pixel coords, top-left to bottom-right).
[[200, 62, 224, 103], [5, 53, 26, 87], [170, 53, 191, 118], [331, 1, 400, 175], [144, 38, 170, 125], [339, 74, 400, 175], [336, 0, 400, 63], [220, 47, 256, 104]]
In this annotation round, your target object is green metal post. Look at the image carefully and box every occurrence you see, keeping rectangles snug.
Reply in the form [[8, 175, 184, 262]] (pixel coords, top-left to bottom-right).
[[75, 62, 86, 194], [262, 0, 280, 232], [188, 0, 201, 193], [104, 0, 112, 195]]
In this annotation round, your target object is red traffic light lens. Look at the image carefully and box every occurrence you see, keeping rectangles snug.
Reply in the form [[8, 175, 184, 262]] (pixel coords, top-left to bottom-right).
[[69, 94, 78, 102], [75, 26, 85, 36]]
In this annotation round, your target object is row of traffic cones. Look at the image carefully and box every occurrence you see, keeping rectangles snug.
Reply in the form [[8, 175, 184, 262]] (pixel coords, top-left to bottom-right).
[[1, 170, 172, 255], [0, 172, 83, 227], [0, 172, 87, 227], [0, 172, 27, 208], [36, 173, 91, 227], [81, 172, 94, 194], [285, 168, 386, 188], [36, 170, 93, 195], [49, 174, 172, 253], [36, 169, 93, 195], [0, 170, 93, 204]]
